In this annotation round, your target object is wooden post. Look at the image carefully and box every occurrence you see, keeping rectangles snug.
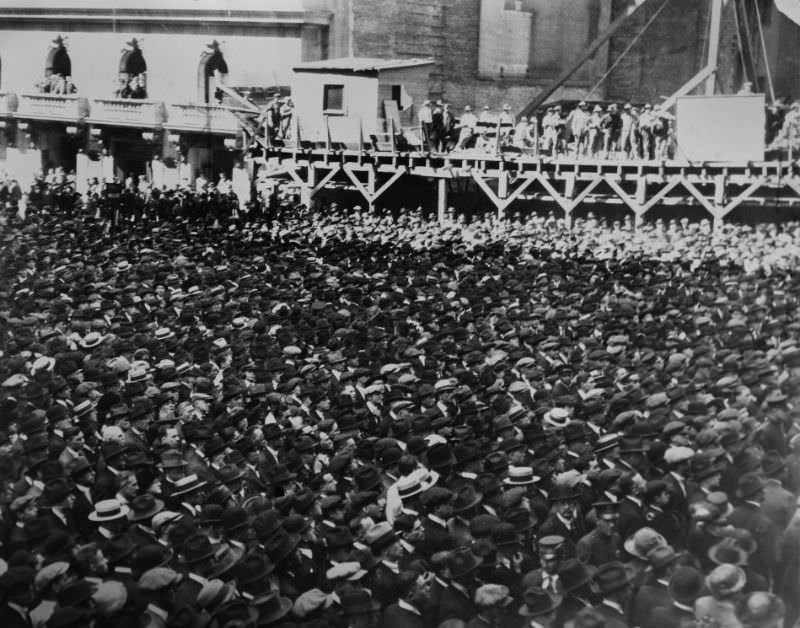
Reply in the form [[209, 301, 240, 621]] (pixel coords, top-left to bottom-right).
[[497, 169, 508, 220], [437, 178, 447, 224], [705, 0, 723, 95], [366, 164, 375, 212]]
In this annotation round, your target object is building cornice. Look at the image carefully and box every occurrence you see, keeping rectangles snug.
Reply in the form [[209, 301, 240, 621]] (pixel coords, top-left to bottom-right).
[[0, 8, 332, 28]]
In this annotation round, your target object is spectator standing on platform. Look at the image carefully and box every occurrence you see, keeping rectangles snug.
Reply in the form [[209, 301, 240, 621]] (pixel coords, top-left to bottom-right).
[[512, 116, 533, 150], [638, 104, 654, 159], [569, 101, 590, 157], [418, 99, 433, 151], [454, 105, 478, 150], [280, 98, 295, 139], [587, 105, 604, 157], [619, 104, 636, 159], [431, 100, 445, 152]]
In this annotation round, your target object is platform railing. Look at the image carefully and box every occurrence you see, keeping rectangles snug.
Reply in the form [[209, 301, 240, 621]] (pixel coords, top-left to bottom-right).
[[17, 93, 89, 121], [90, 98, 167, 127]]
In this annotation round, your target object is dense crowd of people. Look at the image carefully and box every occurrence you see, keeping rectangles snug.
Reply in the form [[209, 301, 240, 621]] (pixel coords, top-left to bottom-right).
[[0, 172, 799, 628]]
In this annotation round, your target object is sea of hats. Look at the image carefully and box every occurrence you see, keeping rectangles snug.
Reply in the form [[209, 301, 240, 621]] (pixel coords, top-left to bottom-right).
[[0, 192, 799, 628]]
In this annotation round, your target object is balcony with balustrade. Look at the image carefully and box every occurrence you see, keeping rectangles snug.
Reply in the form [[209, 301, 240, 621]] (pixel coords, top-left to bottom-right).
[[16, 93, 89, 122], [166, 103, 245, 135], [88, 98, 167, 128]]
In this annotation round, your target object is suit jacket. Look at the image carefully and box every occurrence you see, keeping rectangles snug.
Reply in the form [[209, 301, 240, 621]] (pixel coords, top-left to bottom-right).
[[647, 603, 695, 628], [415, 515, 455, 559], [372, 562, 402, 608], [382, 602, 426, 628], [591, 601, 629, 628], [761, 479, 796, 531], [618, 497, 646, 544], [576, 528, 621, 566], [0, 605, 32, 628], [629, 581, 671, 627], [728, 502, 778, 578], [437, 583, 476, 625]]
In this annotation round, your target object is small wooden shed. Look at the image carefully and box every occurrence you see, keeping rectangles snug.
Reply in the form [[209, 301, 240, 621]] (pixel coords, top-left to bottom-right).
[[290, 57, 434, 145]]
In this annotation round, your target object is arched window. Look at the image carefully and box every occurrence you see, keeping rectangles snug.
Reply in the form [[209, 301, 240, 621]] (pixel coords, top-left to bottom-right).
[[118, 40, 148, 99], [198, 40, 229, 104]]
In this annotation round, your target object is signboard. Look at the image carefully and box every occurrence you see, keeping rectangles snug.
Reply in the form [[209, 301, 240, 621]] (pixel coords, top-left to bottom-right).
[[676, 94, 765, 163]]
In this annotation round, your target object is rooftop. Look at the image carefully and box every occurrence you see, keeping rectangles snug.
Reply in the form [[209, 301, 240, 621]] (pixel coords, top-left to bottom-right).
[[293, 57, 436, 74]]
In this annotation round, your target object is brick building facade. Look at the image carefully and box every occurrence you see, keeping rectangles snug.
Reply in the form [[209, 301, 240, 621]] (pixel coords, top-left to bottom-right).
[[311, 0, 798, 112]]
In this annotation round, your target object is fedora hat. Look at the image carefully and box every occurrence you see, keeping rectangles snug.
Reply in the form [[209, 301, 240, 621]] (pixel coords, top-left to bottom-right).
[[128, 494, 165, 522], [518, 586, 562, 617], [592, 561, 631, 595], [234, 553, 275, 587], [208, 544, 245, 580], [736, 472, 765, 499], [669, 566, 707, 606], [557, 558, 596, 592], [442, 547, 483, 580], [452, 485, 483, 513], [707, 563, 746, 597], [179, 534, 215, 564], [339, 588, 380, 618], [263, 529, 301, 565], [253, 591, 293, 626], [88, 499, 130, 522]]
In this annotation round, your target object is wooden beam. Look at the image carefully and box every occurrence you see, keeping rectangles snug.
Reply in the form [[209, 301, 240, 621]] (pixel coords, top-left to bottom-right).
[[520, 0, 655, 117], [499, 176, 538, 210], [679, 177, 717, 216], [642, 177, 682, 212], [310, 165, 341, 196], [567, 177, 603, 211], [603, 175, 642, 213], [718, 179, 764, 218], [373, 166, 407, 201], [343, 165, 372, 202], [471, 171, 503, 208], [535, 173, 571, 211]]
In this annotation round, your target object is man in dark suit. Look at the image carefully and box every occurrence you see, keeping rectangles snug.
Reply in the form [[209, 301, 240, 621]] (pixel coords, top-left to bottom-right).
[[646, 566, 706, 628], [382, 569, 430, 628], [437, 548, 481, 625], [414, 487, 456, 560], [728, 473, 779, 581], [0, 566, 36, 628], [538, 485, 585, 557]]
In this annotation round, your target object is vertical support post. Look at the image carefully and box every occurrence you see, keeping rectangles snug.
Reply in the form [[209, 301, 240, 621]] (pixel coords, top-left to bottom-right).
[[366, 164, 375, 212], [713, 173, 726, 230], [437, 178, 447, 224], [533, 117, 539, 160], [634, 176, 647, 230], [706, 0, 723, 95], [304, 163, 316, 208], [497, 169, 508, 220], [564, 210, 573, 231]]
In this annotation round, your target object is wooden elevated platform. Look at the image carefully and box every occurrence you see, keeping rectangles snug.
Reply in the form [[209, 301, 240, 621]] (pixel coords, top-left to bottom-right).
[[257, 146, 800, 228]]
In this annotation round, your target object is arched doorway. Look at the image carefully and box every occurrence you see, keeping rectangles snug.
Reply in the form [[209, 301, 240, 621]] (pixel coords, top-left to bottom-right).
[[198, 41, 228, 103], [46, 37, 72, 78], [118, 40, 148, 99]]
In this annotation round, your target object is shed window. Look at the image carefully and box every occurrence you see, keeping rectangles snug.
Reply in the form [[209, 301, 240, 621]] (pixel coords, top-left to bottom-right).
[[323, 84, 344, 113]]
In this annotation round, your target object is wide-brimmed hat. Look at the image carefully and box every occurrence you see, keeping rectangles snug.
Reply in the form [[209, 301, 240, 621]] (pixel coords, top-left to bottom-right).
[[128, 494, 165, 522], [557, 558, 596, 592], [88, 499, 130, 522], [707, 563, 747, 597], [452, 485, 483, 513], [668, 566, 707, 605], [518, 586, 562, 617], [339, 588, 380, 618], [624, 527, 667, 560], [208, 544, 245, 580], [442, 548, 483, 580], [592, 561, 631, 594], [253, 591, 293, 626], [179, 534, 215, 564], [708, 537, 749, 566], [736, 472, 765, 499]]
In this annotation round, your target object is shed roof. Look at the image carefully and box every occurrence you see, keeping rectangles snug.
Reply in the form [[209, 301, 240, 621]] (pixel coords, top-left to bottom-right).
[[293, 57, 435, 74]]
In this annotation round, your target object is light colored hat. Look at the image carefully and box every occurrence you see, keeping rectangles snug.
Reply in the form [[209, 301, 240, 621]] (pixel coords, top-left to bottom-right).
[[88, 499, 130, 522], [92, 581, 128, 615]]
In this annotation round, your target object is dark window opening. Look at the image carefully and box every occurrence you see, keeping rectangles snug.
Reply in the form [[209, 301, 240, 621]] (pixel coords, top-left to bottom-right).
[[323, 84, 344, 112], [48, 47, 72, 78]]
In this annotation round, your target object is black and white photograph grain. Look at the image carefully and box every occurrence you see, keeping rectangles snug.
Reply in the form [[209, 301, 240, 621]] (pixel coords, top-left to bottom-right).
[[0, 1, 799, 627]]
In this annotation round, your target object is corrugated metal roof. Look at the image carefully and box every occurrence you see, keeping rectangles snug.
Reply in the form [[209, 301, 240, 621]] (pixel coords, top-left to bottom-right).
[[293, 57, 435, 74]]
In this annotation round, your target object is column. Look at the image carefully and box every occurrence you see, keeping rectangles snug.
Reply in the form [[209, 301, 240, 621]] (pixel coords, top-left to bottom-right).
[[437, 178, 447, 224]]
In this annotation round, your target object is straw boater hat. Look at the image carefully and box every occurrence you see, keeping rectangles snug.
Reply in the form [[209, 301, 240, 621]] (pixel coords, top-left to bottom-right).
[[88, 499, 130, 523]]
